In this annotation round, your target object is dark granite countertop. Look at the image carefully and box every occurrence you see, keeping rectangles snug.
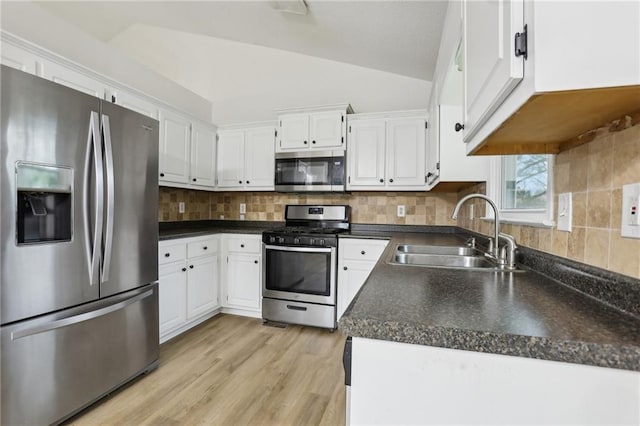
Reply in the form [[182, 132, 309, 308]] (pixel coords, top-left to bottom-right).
[[339, 232, 640, 372], [159, 220, 282, 240]]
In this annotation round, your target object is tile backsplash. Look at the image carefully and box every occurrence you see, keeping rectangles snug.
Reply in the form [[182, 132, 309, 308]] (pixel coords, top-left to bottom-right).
[[159, 189, 458, 226], [456, 121, 640, 279]]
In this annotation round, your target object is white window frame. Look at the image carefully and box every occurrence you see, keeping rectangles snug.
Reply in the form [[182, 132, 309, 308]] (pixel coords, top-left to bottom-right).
[[485, 155, 555, 227]]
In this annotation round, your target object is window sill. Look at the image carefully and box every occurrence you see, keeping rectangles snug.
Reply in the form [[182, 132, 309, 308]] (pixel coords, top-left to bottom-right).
[[479, 217, 555, 229]]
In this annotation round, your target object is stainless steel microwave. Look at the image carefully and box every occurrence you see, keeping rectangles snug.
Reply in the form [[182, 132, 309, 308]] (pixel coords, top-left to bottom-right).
[[274, 150, 345, 192]]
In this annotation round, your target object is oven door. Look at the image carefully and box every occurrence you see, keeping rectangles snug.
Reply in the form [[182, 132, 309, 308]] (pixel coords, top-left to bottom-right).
[[263, 244, 336, 305]]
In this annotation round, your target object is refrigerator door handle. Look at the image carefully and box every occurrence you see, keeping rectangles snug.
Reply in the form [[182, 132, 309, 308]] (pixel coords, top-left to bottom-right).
[[10, 289, 154, 340], [83, 111, 104, 286], [101, 114, 115, 283]]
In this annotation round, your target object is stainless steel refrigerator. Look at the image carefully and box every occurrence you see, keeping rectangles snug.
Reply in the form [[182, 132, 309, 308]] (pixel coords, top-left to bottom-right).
[[1, 65, 160, 425]]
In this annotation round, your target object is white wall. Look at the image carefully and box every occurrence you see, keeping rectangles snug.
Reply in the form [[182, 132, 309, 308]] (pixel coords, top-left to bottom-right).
[[0, 2, 212, 122], [109, 24, 432, 126]]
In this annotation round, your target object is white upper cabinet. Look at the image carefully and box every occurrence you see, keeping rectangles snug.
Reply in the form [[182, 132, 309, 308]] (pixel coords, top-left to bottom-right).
[[190, 123, 217, 188], [461, 0, 640, 155], [347, 113, 427, 191], [0, 42, 39, 75], [463, 0, 524, 142], [159, 109, 191, 185], [244, 127, 276, 189], [41, 60, 107, 99], [279, 114, 309, 150], [276, 104, 351, 153], [217, 125, 275, 191], [112, 90, 159, 119], [386, 118, 427, 188], [348, 120, 386, 187]]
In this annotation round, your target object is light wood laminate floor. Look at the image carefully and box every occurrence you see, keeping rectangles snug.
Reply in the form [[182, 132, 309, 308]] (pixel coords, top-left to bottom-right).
[[68, 314, 347, 426]]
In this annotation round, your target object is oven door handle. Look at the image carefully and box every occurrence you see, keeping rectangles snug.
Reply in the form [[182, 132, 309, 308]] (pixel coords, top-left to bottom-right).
[[263, 244, 333, 253]]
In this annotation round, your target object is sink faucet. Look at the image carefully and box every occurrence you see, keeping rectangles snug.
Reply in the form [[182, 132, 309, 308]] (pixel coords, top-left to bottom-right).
[[451, 194, 500, 259]]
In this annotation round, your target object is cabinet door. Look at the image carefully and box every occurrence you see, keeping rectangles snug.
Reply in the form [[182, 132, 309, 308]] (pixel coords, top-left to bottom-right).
[[347, 120, 386, 188], [159, 109, 191, 184], [386, 118, 427, 188], [337, 260, 376, 319], [114, 91, 159, 119], [225, 254, 261, 310], [244, 127, 275, 189], [309, 111, 345, 149], [187, 255, 219, 319], [216, 131, 245, 188], [0, 43, 39, 75], [278, 114, 309, 151], [463, 0, 524, 141], [426, 91, 440, 186], [41, 60, 106, 99], [190, 123, 217, 188], [158, 263, 188, 335]]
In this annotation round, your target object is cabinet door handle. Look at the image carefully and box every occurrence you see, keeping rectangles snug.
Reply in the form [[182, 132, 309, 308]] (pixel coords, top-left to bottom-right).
[[238, 180, 243, 184], [189, 265, 194, 269], [379, 179, 384, 183], [192, 178, 197, 182], [343, 266, 348, 270], [389, 179, 394, 183], [181, 267, 187, 272], [246, 180, 250, 184], [361, 250, 366, 255], [303, 140, 308, 145], [455, 122, 464, 132], [164, 253, 170, 257], [241, 244, 245, 248], [254, 260, 258, 264], [312, 140, 316, 144], [203, 246, 208, 250], [160, 173, 165, 177]]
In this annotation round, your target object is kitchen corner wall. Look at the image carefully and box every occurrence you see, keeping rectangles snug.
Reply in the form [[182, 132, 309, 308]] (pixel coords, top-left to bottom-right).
[[159, 189, 458, 226], [456, 121, 640, 280]]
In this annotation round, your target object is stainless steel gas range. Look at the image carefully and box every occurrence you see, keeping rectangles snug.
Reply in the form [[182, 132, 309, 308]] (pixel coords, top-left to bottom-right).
[[262, 205, 350, 330]]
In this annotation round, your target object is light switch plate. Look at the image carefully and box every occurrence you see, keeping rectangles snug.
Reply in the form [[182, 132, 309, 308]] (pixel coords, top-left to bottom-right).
[[397, 205, 406, 217], [621, 182, 640, 239], [240, 203, 246, 214], [178, 202, 185, 214], [557, 192, 572, 232]]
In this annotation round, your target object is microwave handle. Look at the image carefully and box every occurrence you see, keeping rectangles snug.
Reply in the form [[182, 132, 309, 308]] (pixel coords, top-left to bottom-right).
[[263, 244, 333, 254]]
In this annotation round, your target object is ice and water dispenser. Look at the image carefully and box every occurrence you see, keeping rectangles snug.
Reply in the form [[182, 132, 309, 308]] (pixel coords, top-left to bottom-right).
[[16, 162, 73, 244]]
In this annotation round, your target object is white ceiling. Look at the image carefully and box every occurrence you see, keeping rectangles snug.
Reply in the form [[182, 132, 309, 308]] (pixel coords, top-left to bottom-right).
[[36, 1, 448, 81]]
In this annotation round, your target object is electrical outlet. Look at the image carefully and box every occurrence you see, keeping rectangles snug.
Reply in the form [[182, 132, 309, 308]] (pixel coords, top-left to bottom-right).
[[240, 203, 246, 214], [178, 202, 185, 214], [240, 214, 245, 221], [397, 205, 406, 217], [557, 192, 572, 232], [219, 214, 224, 220], [469, 204, 474, 219], [621, 182, 640, 239]]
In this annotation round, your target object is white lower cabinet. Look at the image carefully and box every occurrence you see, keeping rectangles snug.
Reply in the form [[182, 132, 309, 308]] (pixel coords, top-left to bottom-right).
[[158, 236, 220, 343], [337, 238, 389, 319], [221, 234, 262, 317], [350, 338, 640, 425]]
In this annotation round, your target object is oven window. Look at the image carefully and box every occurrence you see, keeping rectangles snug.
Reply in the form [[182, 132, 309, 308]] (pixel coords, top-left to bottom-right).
[[265, 249, 331, 296], [275, 157, 333, 186]]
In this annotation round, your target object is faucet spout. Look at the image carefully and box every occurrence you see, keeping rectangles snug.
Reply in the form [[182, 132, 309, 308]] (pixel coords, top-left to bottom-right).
[[451, 194, 501, 259]]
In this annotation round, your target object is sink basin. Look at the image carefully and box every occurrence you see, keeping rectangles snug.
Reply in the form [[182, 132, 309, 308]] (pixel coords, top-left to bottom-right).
[[392, 253, 495, 268], [396, 244, 480, 256]]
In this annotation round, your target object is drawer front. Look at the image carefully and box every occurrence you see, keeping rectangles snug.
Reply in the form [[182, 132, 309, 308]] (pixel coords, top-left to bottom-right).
[[340, 239, 388, 261], [159, 242, 186, 265], [225, 236, 261, 254], [187, 238, 217, 258]]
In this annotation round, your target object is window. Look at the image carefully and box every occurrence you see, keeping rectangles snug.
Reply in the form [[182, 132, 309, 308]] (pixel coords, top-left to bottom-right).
[[487, 154, 554, 225]]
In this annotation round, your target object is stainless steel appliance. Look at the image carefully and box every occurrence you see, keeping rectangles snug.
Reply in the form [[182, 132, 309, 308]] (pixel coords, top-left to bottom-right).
[[1, 65, 159, 425], [262, 205, 350, 329], [274, 150, 346, 192]]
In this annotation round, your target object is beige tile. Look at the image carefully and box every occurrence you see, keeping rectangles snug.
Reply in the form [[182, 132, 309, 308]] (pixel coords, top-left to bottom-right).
[[538, 228, 553, 253], [612, 125, 640, 188], [554, 160, 571, 194], [552, 230, 569, 257], [572, 192, 587, 227], [568, 144, 589, 192], [586, 190, 611, 228], [610, 188, 622, 230], [584, 228, 610, 269], [608, 231, 640, 279], [567, 227, 586, 262]]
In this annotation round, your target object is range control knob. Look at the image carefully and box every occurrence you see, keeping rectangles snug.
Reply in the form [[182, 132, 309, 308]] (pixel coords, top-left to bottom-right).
[[317, 239, 325, 246], [278, 237, 286, 244], [294, 237, 301, 245], [269, 236, 276, 243]]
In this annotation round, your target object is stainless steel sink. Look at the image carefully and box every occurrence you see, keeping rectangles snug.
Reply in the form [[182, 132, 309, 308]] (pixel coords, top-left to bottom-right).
[[392, 252, 495, 268], [396, 244, 480, 256]]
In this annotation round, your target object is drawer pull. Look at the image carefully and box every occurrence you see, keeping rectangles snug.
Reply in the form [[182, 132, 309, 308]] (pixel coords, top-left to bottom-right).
[[240, 244, 245, 248], [181, 267, 187, 272], [361, 250, 366, 255], [343, 266, 348, 270], [286, 305, 307, 311], [254, 260, 258, 264], [203, 246, 208, 250], [189, 265, 194, 269], [164, 253, 170, 257]]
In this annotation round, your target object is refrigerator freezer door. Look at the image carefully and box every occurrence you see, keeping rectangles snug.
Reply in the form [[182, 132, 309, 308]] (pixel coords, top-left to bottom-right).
[[0, 283, 159, 425], [99, 101, 159, 298], [1, 65, 101, 324]]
